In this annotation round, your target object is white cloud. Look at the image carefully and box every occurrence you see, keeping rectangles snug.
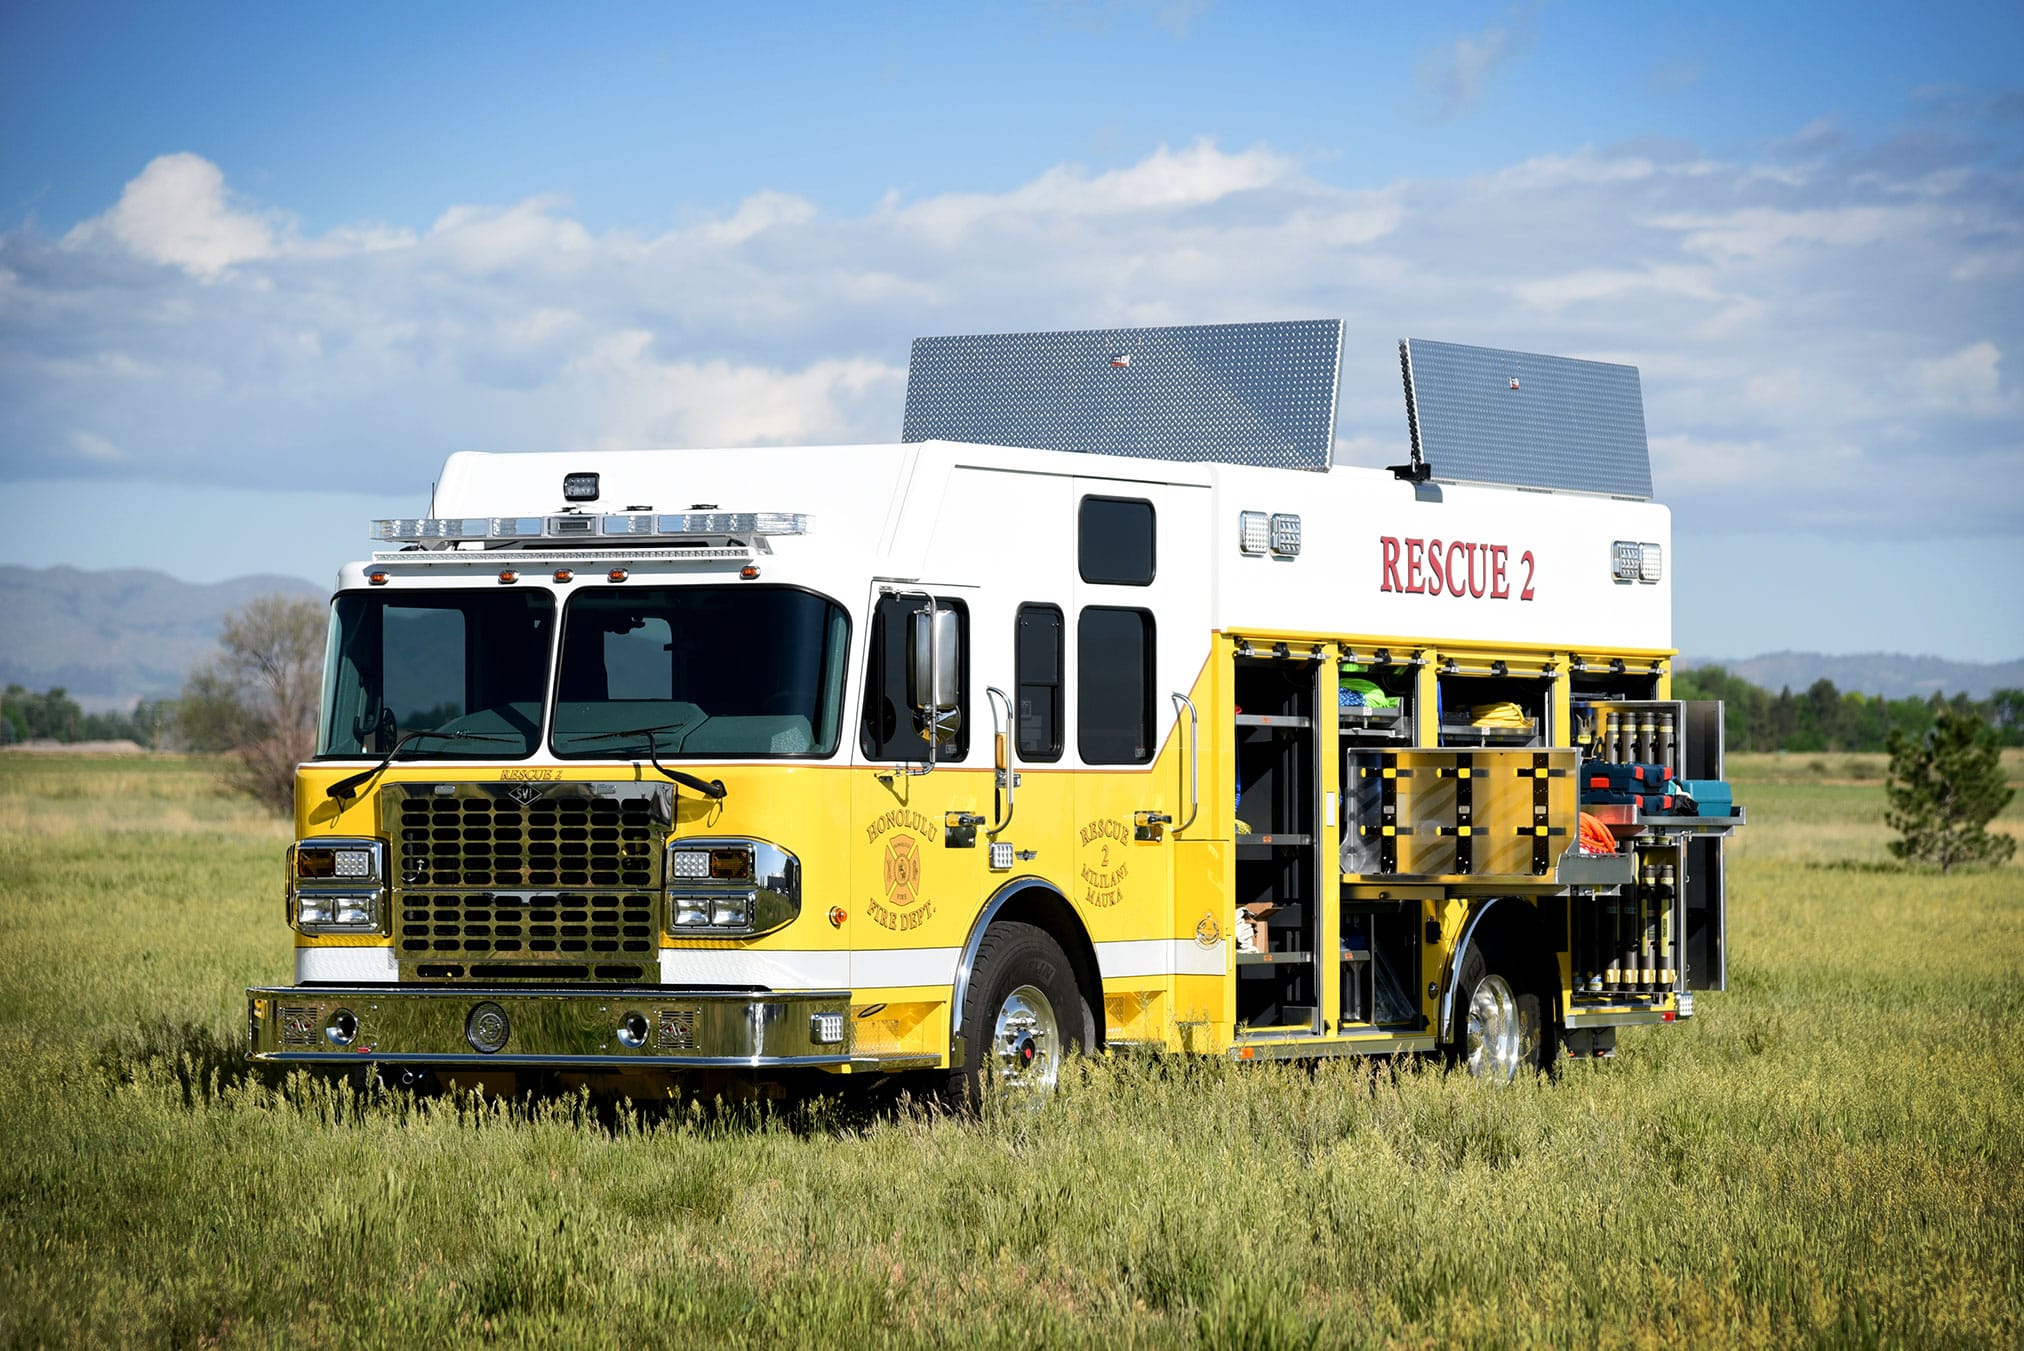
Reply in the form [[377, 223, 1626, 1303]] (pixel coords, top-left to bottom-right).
[[1648, 204, 1925, 261], [68, 430, 124, 464], [562, 331, 902, 448], [1913, 341, 2008, 414], [63, 152, 280, 279], [890, 139, 1300, 247], [1416, 14, 1536, 121]]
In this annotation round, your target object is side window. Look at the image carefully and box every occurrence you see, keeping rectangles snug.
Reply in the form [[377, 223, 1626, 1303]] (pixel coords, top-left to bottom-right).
[[859, 594, 970, 762], [1014, 604, 1064, 762], [1078, 607, 1154, 764], [1078, 496, 1155, 585]]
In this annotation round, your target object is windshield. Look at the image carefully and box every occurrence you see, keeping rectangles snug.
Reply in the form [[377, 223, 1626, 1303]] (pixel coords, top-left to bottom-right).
[[317, 591, 554, 758], [551, 586, 849, 758]]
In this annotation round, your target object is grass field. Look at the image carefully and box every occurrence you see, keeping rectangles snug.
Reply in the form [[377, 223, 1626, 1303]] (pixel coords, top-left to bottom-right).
[[1, 754, 2019, 1347]]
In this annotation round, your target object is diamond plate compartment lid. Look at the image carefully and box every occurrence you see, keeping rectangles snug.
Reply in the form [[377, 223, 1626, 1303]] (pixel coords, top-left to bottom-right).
[[1401, 338, 1653, 498], [901, 319, 1344, 472]]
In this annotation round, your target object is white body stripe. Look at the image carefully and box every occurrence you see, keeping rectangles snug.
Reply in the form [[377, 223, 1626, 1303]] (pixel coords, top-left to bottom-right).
[[1096, 937, 1228, 980], [659, 948, 849, 989], [853, 946, 962, 990], [300, 938, 1224, 991], [658, 947, 962, 992], [296, 946, 399, 983]]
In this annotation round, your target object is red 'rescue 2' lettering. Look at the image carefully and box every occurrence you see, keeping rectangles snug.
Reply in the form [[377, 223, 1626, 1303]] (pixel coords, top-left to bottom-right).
[[1379, 537, 1535, 601]]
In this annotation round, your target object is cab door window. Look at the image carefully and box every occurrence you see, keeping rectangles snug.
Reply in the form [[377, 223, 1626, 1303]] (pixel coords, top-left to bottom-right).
[[1015, 604, 1064, 761], [860, 594, 970, 762], [1078, 606, 1154, 763]]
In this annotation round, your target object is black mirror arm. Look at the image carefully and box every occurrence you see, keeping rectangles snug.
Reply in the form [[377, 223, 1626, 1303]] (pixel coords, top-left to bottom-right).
[[640, 729, 726, 799]]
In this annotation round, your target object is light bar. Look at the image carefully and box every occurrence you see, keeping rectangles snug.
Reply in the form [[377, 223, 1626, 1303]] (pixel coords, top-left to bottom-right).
[[371, 512, 811, 544]]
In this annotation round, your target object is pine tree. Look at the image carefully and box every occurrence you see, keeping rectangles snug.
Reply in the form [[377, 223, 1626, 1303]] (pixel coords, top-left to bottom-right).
[[1885, 709, 2016, 872]]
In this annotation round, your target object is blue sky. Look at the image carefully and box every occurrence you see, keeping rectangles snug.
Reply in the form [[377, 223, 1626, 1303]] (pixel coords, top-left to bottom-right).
[[2, 1, 2020, 660]]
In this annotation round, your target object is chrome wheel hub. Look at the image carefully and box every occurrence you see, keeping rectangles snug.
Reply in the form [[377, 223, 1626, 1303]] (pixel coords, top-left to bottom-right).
[[992, 984, 1061, 1093], [1464, 974, 1524, 1081]]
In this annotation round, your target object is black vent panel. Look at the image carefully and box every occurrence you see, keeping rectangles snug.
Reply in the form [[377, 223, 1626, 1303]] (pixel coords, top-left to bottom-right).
[[397, 891, 657, 960]]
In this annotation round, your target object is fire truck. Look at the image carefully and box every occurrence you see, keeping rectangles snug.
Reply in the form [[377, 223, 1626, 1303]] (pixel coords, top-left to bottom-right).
[[247, 320, 1742, 1096]]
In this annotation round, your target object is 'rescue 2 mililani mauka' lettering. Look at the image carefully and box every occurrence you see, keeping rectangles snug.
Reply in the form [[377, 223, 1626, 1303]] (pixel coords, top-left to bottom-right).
[[1379, 536, 1536, 601]]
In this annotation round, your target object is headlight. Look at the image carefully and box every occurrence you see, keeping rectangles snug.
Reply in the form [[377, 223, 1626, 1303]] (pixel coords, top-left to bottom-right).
[[665, 838, 798, 937], [288, 838, 386, 934]]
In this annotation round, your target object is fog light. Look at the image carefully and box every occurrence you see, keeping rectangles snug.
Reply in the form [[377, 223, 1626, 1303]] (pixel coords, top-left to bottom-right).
[[810, 1013, 845, 1045], [324, 1008, 358, 1047]]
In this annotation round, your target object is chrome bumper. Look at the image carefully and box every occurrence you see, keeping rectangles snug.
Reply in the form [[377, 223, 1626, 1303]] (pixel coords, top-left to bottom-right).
[[247, 985, 852, 1070]]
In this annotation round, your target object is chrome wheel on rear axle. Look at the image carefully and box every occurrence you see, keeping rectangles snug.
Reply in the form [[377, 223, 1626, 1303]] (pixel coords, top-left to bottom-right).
[[1464, 973, 1524, 1081]]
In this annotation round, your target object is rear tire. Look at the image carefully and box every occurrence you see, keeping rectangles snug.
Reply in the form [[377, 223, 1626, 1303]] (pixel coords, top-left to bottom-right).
[[1450, 943, 1546, 1081], [949, 922, 1093, 1105]]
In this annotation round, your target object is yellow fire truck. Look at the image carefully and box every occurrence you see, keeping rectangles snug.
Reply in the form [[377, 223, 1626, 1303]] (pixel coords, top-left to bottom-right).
[[248, 321, 1741, 1095]]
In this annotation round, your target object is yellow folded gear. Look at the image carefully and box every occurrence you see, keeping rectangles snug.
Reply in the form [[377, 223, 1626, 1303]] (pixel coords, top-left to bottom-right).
[[1469, 701, 1529, 728]]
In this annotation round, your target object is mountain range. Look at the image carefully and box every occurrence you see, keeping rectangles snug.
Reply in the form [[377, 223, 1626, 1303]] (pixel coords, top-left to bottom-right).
[[1679, 652, 2024, 701], [0, 566, 2016, 707], [0, 566, 324, 709]]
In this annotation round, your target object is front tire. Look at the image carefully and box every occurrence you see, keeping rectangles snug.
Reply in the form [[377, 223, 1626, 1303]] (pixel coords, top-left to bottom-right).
[[950, 922, 1093, 1104], [1450, 943, 1546, 1081]]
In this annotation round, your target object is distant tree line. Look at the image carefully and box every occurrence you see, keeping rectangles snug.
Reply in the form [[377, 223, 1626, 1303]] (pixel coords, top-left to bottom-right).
[[1672, 666, 2024, 754], [0, 685, 178, 748]]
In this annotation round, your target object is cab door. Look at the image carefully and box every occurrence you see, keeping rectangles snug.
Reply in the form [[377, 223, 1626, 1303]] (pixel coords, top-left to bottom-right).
[[847, 584, 991, 996]]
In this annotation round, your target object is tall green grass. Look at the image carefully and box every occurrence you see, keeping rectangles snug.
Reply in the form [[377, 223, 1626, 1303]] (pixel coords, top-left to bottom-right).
[[1, 754, 2018, 1347]]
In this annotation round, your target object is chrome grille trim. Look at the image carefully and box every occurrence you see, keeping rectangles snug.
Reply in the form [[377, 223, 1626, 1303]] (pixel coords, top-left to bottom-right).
[[385, 782, 671, 980]]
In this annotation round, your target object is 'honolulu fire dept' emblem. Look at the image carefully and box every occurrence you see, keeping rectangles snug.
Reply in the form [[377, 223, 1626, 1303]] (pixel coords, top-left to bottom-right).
[[883, 836, 921, 908], [864, 809, 936, 931]]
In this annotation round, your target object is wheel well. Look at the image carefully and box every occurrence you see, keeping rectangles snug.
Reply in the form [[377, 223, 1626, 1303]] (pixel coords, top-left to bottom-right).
[[960, 882, 1106, 1049], [1445, 897, 1560, 1042]]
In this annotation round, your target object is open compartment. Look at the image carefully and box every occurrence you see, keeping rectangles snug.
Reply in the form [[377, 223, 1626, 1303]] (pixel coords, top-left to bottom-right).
[[1575, 698, 1687, 776], [1435, 671, 1550, 747], [1336, 652, 1420, 746], [1338, 899, 1421, 1028], [1232, 654, 1321, 1032]]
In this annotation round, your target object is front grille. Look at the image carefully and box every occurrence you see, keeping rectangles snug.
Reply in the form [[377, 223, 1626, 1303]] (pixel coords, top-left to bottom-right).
[[386, 782, 671, 980], [394, 794, 659, 889]]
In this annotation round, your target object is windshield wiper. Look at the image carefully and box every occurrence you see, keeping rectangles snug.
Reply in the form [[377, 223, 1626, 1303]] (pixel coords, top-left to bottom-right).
[[560, 721, 727, 799], [326, 729, 517, 802]]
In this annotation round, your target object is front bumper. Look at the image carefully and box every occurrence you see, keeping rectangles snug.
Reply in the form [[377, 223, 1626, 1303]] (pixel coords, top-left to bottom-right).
[[247, 985, 851, 1070]]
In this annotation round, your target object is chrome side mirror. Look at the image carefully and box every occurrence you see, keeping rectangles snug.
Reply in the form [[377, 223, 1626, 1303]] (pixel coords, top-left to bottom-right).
[[908, 607, 963, 746]]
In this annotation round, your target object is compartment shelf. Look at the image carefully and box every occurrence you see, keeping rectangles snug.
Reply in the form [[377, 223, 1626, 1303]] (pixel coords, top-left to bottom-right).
[[1235, 834, 1313, 856], [1437, 718, 1539, 745], [1236, 951, 1314, 966], [1235, 713, 1313, 729]]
